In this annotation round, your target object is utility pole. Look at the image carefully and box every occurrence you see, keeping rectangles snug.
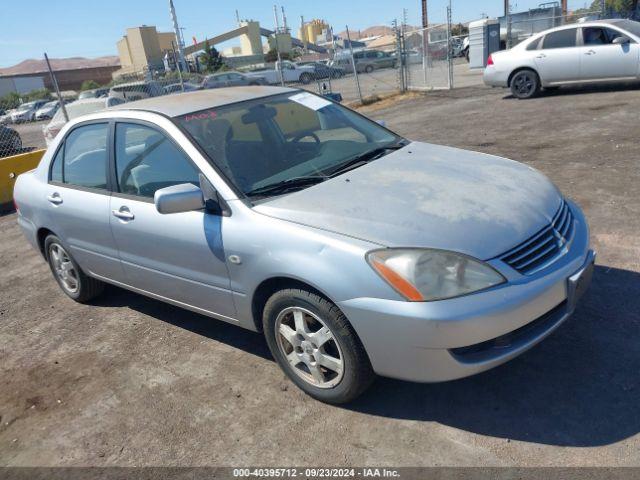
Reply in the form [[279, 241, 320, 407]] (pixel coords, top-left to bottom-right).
[[273, 5, 284, 86], [169, 0, 187, 71], [421, 0, 429, 66]]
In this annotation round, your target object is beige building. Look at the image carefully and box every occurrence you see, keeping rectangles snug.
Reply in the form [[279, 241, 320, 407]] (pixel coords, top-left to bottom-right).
[[115, 26, 177, 77]]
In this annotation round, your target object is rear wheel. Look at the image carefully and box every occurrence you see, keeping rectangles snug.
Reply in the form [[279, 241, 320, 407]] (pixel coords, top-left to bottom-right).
[[45, 235, 104, 303], [510, 69, 540, 99], [263, 288, 375, 404], [364, 65, 374, 74], [299, 73, 313, 85]]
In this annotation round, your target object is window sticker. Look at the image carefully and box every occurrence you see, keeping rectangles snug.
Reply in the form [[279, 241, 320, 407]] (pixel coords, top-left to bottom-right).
[[289, 92, 331, 111]]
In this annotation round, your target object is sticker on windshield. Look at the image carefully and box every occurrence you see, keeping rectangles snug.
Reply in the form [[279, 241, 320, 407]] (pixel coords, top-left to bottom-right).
[[289, 92, 331, 111]]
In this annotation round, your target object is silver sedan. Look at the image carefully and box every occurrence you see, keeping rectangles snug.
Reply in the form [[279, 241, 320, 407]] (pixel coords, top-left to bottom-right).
[[484, 19, 640, 98], [14, 87, 594, 403]]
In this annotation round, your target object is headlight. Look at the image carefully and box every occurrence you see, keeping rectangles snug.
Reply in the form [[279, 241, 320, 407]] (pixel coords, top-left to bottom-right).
[[366, 248, 506, 302]]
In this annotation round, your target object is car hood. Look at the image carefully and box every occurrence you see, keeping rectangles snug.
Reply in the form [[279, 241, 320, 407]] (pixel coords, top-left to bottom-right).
[[253, 142, 562, 260]]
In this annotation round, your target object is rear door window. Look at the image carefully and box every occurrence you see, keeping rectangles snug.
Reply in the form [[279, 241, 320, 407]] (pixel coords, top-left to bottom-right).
[[51, 123, 109, 189], [543, 29, 577, 49]]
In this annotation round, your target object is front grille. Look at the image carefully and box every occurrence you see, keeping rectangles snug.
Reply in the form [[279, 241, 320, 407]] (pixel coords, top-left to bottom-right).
[[500, 201, 574, 275]]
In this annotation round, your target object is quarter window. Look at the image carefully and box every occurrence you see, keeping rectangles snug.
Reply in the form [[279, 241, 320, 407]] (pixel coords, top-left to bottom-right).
[[114, 123, 200, 198], [52, 123, 108, 189], [543, 29, 577, 49]]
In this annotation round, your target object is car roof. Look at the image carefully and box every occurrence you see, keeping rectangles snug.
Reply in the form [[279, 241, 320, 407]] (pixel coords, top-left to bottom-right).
[[109, 86, 297, 117]]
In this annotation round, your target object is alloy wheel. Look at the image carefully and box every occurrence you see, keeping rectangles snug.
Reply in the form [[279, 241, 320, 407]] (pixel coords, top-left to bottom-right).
[[49, 244, 79, 294], [275, 307, 344, 388], [513, 72, 535, 97]]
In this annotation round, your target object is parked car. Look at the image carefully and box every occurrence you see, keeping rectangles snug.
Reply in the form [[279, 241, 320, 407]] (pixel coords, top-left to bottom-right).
[[109, 81, 164, 101], [299, 62, 346, 79], [201, 71, 267, 89], [78, 88, 110, 100], [11, 100, 48, 123], [484, 19, 640, 99], [14, 87, 594, 404], [163, 82, 201, 94], [35, 101, 61, 121], [0, 109, 16, 125], [0, 125, 22, 157], [43, 96, 125, 145], [245, 61, 316, 84], [333, 50, 397, 73]]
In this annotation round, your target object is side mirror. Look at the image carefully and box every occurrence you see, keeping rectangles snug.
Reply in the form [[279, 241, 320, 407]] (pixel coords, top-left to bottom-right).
[[613, 36, 630, 45], [154, 183, 205, 214]]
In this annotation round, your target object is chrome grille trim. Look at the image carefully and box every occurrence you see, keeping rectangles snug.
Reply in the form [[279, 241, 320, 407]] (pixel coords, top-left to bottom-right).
[[499, 201, 575, 275]]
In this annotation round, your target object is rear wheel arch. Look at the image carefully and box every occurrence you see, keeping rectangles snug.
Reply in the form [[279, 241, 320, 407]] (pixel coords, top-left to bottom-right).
[[37, 227, 56, 258], [508, 66, 540, 88]]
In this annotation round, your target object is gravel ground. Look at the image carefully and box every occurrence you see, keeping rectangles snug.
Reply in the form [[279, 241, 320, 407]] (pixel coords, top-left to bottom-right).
[[1, 83, 639, 467]]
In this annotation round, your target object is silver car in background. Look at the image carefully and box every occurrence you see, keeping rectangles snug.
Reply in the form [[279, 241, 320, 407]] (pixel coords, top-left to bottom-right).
[[201, 71, 268, 89], [484, 19, 640, 98], [14, 87, 594, 403]]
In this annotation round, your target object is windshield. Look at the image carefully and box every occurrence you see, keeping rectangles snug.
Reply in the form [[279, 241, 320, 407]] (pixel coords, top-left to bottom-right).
[[78, 91, 96, 99], [175, 92, 402, 197], [17, 102, 36, 111], [617, 19, 640, 37]]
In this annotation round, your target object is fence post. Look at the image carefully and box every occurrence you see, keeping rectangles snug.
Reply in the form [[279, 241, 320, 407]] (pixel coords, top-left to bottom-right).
[[396, 23, 406, 93], [446, 4, 453, 89], [345, 26, 363, 104], [171, 41, 185, 91], [44, 53, 68, 123]]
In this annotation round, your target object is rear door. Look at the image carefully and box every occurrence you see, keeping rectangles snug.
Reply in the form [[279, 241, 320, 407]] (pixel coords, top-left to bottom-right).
[[534, 27, 581, 84], [108, 120, 236, 319], [45, 122, 123, 280], [579, 26, 640, 80]]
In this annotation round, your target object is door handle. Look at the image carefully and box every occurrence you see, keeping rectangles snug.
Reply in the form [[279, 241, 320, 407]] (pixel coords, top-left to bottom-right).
[[112, 207, 135, 221], [585, 49, 596, 55], [47, 193, 63, 205], [536, 53, 546, 59]]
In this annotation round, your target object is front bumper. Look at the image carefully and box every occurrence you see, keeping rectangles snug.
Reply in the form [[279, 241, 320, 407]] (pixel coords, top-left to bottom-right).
[[338, 201, 593, 383]]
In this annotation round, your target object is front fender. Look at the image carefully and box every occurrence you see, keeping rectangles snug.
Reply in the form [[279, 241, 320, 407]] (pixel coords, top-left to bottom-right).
[[222, 202, 400, 330]]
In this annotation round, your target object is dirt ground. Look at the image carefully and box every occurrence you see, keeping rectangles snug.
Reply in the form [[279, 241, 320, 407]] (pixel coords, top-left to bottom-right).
[[1, 84, 639, 467]]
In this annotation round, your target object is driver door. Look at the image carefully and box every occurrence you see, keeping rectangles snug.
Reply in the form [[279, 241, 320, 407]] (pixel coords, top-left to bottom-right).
[[579, 26, 640, 80], [108, 121, 236, 319]]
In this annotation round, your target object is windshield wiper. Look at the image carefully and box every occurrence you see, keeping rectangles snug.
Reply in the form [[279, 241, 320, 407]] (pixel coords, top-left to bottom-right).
[[325, 141, 408, 178], [245, 175, 327, 198]]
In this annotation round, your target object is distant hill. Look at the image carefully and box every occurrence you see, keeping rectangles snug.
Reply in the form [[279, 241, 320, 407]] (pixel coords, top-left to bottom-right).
[[0, 56, 120, 76], [336, 25, 395, 40]]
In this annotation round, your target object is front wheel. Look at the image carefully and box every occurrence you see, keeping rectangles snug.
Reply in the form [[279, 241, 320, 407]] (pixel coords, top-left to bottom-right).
[[510, 69, 540, 99], [263, 289, 375, 404]]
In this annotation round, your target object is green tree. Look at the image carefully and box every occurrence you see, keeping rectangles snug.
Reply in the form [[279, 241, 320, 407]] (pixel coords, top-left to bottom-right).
[[199, 39, 225, 72], [264, 48, 291, 63], [80, 80, 100, 91]]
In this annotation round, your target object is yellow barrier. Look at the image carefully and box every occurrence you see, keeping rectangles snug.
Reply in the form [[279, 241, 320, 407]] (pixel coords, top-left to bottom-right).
[[0, 149, 45, 205]]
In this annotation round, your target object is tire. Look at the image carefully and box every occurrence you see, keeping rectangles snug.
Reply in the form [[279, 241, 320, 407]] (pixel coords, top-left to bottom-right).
[[44, 235, 104, 303], [364, 65, 374, 74], [299, 73, 313, 85], [10, 133, 21, 151], [510, 69, 540, 99], [263, 288, 375, 404]]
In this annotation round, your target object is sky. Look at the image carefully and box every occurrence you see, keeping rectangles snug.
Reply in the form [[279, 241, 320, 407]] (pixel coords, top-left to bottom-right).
[[0, 0, 591, 68]]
